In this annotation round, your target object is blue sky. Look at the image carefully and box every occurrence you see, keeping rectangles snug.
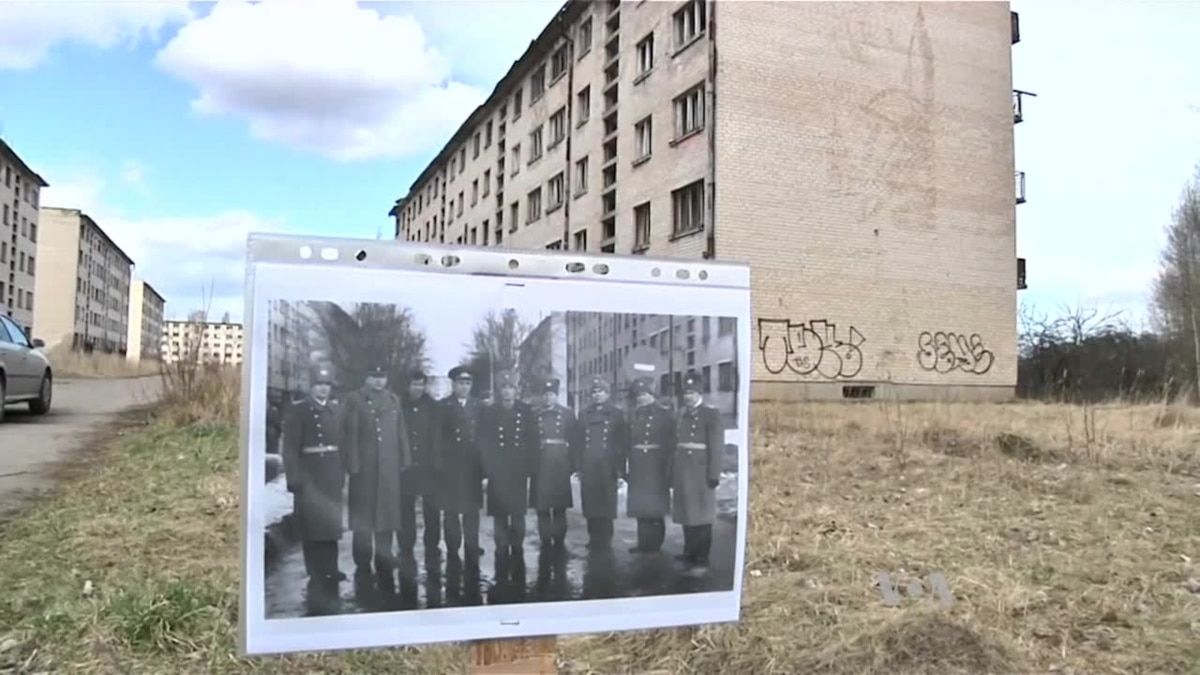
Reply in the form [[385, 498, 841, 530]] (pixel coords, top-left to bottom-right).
[[0, 1, 1196, 329]]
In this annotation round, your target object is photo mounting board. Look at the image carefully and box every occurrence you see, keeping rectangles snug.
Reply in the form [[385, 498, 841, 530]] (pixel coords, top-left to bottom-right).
[[239, 233, 752, 656]]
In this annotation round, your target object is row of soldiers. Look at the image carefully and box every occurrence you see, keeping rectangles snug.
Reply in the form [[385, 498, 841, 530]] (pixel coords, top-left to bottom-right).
[[281, 363, 726, 598]]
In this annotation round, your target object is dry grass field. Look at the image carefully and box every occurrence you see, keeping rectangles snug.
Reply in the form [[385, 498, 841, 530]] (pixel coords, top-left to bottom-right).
[[2, 368, 1200, 674], [42, 345, 161, 379]]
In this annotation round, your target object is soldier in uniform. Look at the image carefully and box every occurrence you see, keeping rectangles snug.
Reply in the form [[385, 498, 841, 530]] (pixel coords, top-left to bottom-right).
[[437, 366, 485, 569], [671, 371, 724, 576], [625, 377, 675, 554], [399, 369, 443, 562], [281, 367, 346, 600], [478, 371, 538, 586], [344, 366, 412, 590], [578, 376, 629, 549], [530, 377, 581, 551]]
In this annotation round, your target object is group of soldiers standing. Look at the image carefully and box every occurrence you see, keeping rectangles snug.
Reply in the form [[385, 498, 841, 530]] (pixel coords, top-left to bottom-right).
[[279, 361, 727, 607]]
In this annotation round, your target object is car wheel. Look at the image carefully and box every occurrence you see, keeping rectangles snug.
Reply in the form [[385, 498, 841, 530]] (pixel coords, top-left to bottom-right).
[[29, 371, 52, 415]]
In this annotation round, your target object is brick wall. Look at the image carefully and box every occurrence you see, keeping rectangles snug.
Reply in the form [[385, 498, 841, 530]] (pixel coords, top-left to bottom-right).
[[713, 1, 1018, 399]]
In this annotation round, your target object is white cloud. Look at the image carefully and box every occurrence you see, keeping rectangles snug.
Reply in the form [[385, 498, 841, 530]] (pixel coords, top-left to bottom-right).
[[40, 167, 287, 322], [0, 0, 193, 69], [119, 159, 147, 190], [153, 0, 487, 162]]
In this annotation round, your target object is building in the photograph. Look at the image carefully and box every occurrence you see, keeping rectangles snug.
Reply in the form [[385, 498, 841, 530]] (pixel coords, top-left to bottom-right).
[[389, 1, 1027, 402], [0, 137, 49, 335], [518, 312, 569, 405], [126, 277, 166, 363], [266, 300, 320, 396], [561, 312, 737, 426], [33, 207, 134, 353], [162, 319, 245, 366]]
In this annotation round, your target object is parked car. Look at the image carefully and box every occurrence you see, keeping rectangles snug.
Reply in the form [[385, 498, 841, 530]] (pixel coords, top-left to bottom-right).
[[0, 315, 52, 422]]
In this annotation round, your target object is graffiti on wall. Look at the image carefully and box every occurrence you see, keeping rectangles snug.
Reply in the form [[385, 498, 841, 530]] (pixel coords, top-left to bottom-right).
[[758, 319, 866, 379], [916, 331, 994, 375]]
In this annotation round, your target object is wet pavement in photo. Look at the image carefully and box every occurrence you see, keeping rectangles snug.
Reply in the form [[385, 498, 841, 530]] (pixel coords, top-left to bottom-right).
[[264, 473, 739, 618]]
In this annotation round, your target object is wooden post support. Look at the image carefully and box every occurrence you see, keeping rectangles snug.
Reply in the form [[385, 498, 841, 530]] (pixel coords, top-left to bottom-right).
[[468, 637, 557, 674]]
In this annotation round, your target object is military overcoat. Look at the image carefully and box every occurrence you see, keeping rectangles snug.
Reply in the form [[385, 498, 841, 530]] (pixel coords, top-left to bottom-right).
[[281, 396, 346, 541], [344, 387, 412, 532], [436, 396, 486, 513], [578, 401, 630, 519], [479, 400, 539, 516], [671, 402, 724, 526], [530, 403, 583, 510], [626, 402, 675, 518]]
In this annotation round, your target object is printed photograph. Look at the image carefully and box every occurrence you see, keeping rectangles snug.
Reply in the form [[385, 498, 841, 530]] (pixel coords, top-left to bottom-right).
[[259, 298, 742, 620]]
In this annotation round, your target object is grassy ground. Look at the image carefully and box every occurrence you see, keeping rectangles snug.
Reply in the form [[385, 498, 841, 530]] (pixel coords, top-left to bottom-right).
[[2, 371, 1200, 674], [43, 346, 161, 379]]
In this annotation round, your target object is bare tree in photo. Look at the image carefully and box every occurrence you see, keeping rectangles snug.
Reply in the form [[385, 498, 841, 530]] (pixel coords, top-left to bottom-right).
[[461, 309, 533, 395], [1152, 166, 1200, 395], [309, 302, 430, 391]]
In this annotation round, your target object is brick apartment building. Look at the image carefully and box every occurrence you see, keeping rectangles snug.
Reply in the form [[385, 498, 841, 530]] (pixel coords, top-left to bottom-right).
[[390, 1, 1030, 401], [34, 207, 134, 354], [0, 138, 48, 335], [126, 277, 166, 364]]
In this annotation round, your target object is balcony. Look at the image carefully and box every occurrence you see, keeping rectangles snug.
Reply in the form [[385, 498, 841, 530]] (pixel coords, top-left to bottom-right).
[[1011, 11, 1020, 44], [1017, 258, 1027, 290], [1015, 171, 1026, 205], [1013, 89, 1037, 124]]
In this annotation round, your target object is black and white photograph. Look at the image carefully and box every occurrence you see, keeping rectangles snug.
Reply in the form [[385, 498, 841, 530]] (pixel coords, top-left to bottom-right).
[[241, 252, 750, 654]]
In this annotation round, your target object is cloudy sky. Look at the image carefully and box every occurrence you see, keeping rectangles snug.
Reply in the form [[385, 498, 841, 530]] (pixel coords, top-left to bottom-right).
[[0, 0, 1197, 328]]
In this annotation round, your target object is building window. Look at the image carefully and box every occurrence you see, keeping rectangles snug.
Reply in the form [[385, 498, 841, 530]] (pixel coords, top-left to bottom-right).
[[673, 0, 706, 47], [674, 84, 705, 138], [634, 202, 651, 251], [529, 125, 544, 162], [527, 187, 543, 223], [485, 120, 493, 148], [473, 132, 481, 158], [458, 147, 466, 171], [531, 63, 546, 100], [510, 202, 520, 232], [636, 33, 655, 75], [550, 107, 567, 145], [718, 317, 735, 336], [471, 179, 479, 206], [513, 87, 524, 118], [577, 86, 591, 125], [573, 228, 588, 252], [547, 239, 563, 250], [458, 191, 465, 216], [574, 156, 589, 195], [511, 143, 522, 175], [551, 45, 569, 81], [635, 116, 652, 160], [483, 169, 491, 197], [718, 361, 735, 391], [547, 172, 565, 211], [578, 17, 593, 55], [671, 179, 704, 236]]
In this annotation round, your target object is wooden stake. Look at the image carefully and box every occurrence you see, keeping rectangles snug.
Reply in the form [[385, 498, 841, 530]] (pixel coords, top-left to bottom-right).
[[468, 637, 557, 674]]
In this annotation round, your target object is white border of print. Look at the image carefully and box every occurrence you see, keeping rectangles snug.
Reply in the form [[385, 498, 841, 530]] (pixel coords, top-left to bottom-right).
[[239, 237, 752, 656]]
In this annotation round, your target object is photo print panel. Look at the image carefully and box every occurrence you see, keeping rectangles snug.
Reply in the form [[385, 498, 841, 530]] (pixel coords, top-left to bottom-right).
[[239, 234, 752, 655]]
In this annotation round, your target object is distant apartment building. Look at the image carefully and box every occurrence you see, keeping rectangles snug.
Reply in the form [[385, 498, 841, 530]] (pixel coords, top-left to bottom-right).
[[561, 311, 737, 426], [0, 138, 49, 335], [162, 320, 245, 366], [34, 207, 134, 353], [391, 1, 1029, 402], [517, 311, 569, 406], [266, 300, 319, 396], [126, 277, 166, 363]]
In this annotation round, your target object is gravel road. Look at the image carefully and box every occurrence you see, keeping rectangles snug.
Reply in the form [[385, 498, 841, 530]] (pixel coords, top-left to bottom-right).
[[0, 375, 162, 514]]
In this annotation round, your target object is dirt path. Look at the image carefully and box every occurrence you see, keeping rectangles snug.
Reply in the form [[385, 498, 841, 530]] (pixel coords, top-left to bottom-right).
[[0, 375, 162, 514]]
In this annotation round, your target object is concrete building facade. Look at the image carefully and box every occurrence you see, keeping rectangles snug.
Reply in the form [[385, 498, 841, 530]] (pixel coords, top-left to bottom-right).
[[0, 138, 49, 335], [162, 320, 245, 366], [34, 207, 134, 353], [126, 277, 166, 363], [391, 1, 1028, 401], [266, 300, 319, 396]]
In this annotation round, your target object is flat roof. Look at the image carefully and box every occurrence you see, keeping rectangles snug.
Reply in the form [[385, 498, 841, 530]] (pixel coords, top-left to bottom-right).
[[43, 207, 137, 268]]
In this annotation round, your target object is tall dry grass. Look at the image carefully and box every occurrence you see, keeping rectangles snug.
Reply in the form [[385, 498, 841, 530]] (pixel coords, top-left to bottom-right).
[[43, 344, 161, 378]]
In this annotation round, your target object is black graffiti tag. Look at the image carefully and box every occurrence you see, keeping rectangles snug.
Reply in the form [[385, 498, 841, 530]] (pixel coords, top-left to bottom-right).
[[916, 331, 994, 375], [757, 319, 866, 379]]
